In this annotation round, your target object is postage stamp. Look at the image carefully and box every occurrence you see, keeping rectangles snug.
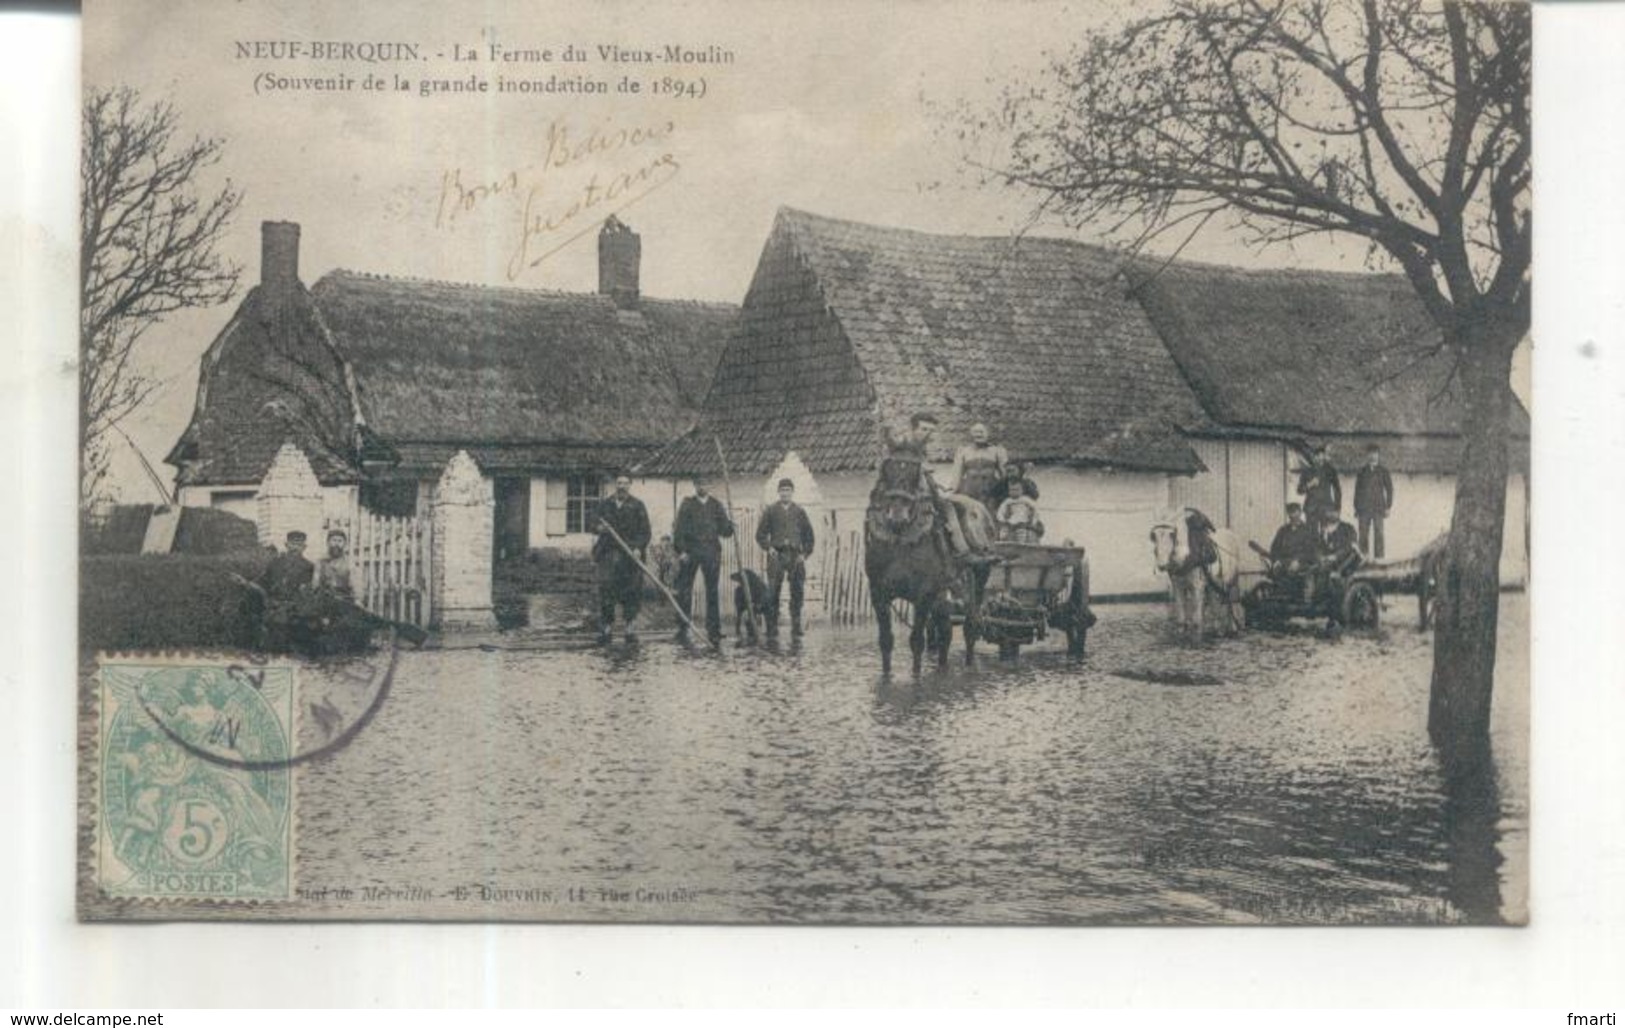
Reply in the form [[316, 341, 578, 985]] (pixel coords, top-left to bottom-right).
[[95, 656, 297, 903]]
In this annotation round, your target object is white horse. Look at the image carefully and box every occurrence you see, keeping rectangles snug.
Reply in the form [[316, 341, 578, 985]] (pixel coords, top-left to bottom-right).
[[1149, 510, 1243, 642]]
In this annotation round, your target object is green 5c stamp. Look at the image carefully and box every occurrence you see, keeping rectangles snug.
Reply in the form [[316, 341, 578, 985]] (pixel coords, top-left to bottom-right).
[[97, 658, 297, 902]]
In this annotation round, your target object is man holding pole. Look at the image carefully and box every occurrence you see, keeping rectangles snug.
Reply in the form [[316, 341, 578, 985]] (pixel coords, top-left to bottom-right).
[[672, 475, 734, 647], [592, 474, 652, 644]]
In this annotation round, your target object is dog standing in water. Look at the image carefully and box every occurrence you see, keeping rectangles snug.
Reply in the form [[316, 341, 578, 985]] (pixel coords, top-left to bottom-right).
[[731, 568, 771, 642]]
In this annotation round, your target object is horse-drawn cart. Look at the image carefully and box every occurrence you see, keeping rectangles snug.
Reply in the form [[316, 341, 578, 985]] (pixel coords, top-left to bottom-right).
[[1241, 533, 1445, 632], [1348, 534, 1447, 630], [960, 542, 1094, 659]]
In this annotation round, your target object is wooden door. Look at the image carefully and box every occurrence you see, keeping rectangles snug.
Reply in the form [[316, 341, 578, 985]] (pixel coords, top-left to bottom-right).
[[493, 476, 530, 564]]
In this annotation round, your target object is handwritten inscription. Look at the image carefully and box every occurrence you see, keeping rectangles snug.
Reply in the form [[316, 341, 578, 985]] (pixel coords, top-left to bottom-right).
[[434, 117, 681, 280]]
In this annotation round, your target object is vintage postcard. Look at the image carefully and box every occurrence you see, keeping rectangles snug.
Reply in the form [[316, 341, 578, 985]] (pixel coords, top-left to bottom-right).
[[79, 0, 1530, 923]]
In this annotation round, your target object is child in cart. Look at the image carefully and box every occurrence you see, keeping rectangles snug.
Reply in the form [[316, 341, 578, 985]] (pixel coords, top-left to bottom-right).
[[995, 480, 1043, 544]]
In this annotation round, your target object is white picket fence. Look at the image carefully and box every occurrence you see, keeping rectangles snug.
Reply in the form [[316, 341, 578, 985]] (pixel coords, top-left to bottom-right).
[[324, 507, 432, 628]]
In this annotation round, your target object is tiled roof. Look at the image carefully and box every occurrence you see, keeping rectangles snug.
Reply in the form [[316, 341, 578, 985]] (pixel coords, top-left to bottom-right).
[[1127, 258, 1531, 438], [644, 208, 1212, 476]]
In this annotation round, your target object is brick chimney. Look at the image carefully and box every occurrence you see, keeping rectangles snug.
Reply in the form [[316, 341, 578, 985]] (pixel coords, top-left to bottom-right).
[[261, 221, 301, 290], [597, 216, 640, 308]]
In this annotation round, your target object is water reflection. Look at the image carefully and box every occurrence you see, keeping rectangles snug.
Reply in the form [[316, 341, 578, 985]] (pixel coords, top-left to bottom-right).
[[294, 599, 1528, 924]]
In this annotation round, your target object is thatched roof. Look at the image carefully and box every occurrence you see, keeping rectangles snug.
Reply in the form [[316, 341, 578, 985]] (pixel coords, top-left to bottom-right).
[[1127, 258, 1531, 441], [646, 208, 1212, 477], [167, 284, 362, 487], [310, 271, 735, 471]]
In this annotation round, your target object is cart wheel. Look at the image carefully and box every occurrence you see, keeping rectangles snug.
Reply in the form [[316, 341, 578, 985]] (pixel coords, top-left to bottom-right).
[[998, 642, 1020, 661], [1242, 584, 1276, 629], [1342, 581, 1381, 630]]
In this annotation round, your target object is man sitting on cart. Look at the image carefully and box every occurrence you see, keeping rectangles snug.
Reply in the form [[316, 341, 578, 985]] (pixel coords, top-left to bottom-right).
[[1310, 508, 1363, 606], [880, 413, 997, 563], [1267, 503, 1320, 601]]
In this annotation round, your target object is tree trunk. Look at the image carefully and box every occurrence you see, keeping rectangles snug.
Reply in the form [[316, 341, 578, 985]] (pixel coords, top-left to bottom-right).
[[1428, 321, 1520, 768]]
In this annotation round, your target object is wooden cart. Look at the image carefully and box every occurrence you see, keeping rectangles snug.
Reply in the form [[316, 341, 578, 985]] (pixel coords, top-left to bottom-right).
[[967, 542, 1094, 659]]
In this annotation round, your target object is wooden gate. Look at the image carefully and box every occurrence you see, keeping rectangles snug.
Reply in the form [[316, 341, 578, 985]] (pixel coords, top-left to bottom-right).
[[324, 507, 433, 628]]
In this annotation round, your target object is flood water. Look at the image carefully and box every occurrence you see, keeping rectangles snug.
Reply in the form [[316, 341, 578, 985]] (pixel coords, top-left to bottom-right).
[[295, 596, 1528, 924]]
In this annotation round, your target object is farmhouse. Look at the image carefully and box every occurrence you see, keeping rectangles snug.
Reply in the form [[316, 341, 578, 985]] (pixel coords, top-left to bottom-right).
[[642, 207, 1218, 597], [644, 208, 1528, 600], [167, 218, 736, 562], [166, 206, 1528, 622], [1129, 257, 1529, 583]]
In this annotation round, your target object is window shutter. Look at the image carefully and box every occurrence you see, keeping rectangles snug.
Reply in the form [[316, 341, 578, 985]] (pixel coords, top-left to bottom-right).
[[544, 477, 568, 536]]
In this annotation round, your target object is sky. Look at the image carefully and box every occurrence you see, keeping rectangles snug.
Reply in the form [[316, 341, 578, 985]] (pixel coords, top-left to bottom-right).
[[85, 0, 1527, 501]]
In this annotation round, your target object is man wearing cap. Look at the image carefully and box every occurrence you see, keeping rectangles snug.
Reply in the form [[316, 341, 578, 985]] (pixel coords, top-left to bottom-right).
[[1268, 502, 1320, 601], [260, 531, 314, 603], [257, 530, 314, 651], [1353, 445, 1395, 559], [1296, 445, 1343, 522], [592, 474, 652, 643], [1312, 508, 1362, 605], [755, 477, 815, 638], [672, 476, 735, 646]]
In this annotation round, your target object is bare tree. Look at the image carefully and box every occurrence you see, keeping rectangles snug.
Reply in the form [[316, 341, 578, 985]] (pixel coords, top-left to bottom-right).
[[962, 0, 1527, 767], [81, 86, 243, 509]]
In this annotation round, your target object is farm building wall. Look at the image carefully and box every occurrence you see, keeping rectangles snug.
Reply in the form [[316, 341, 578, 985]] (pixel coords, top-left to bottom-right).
[[1172, 438, 1289, 574], [177, 485, 260, 523], [1022, 467, 1171, 596], [526, 474, 681, 554], [177, 480, 360, 541], [1170, 436, 1529, 584], [1386, 471, 1528, 585], [709, 463, 1172, 599]]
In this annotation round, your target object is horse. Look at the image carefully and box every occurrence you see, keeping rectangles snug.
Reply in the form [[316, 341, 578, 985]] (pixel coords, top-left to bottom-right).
[[865, 459, 979, 675], [1149, 509, 1242, 643]]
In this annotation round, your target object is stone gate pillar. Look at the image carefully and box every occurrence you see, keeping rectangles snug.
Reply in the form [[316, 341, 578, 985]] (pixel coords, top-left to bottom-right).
[[256, 443, 325, 549], [431, 450, 496, 630]]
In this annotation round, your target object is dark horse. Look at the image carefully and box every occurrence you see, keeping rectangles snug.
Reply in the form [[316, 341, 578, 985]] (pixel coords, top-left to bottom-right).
[[865, 458, 979, 675]]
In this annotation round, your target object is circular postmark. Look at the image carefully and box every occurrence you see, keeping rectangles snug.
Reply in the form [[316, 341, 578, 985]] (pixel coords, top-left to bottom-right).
[[137, 632, 401, 772]]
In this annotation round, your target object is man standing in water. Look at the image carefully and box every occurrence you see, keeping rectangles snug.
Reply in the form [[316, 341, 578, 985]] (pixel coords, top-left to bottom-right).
[[592, 474, 652, 644], [755, 477, 815, 639], [672, 475, 735, 646]]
